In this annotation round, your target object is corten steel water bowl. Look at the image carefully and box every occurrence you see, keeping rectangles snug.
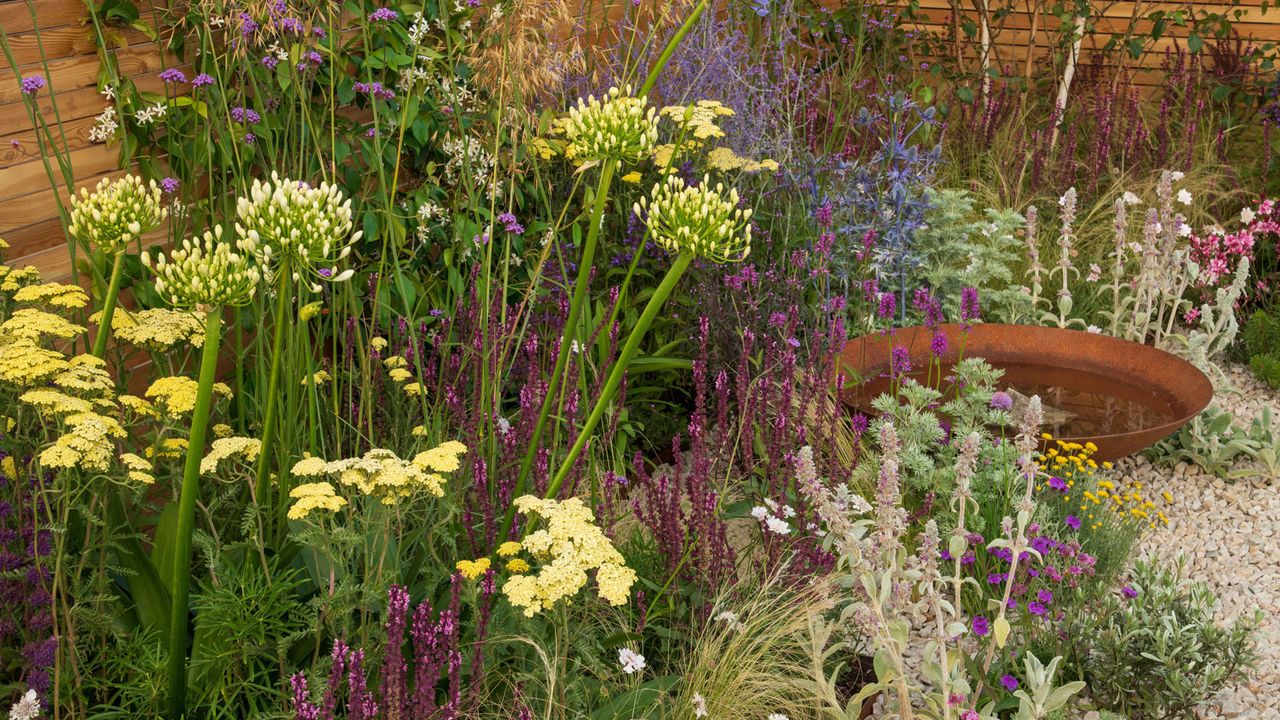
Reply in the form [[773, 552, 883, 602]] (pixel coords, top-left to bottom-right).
[[837, 323, 1214, 462]]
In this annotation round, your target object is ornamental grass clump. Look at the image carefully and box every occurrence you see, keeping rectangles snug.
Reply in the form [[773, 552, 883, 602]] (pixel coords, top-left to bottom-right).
[[141, 226, 257, 719], [68, 175, 167, 358]]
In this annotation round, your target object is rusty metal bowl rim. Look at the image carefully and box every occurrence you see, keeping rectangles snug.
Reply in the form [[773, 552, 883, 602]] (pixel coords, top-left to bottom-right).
[[836, 323, 1215, 460]]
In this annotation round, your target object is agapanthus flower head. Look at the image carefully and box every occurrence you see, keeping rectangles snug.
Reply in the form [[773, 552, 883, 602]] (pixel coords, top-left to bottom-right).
[[234, 172, 360, 287], [558, 85, 658, 166], [68, 175, 167, 253], [634, 174, 752, 262], [142, 225, 259, 308]]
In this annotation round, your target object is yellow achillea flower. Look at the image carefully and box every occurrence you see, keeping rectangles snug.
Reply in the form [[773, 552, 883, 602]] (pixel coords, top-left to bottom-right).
[[146, 438, 189, 459], [505, 558, 530, 574], [12, 282, 90, 309], [403, 383, 424, 397], [120, 453, 154, 484], [20, 389, 95, 417], [1, 309, 85, 340], [0, 338, 72, 387], [212, 423, 233, 439], [119, 395, 160, 419], [384, 355, 407, 369], [302, 370, 331, 386], [705, 147, 780, 174], [54, 355, 115, 395], [200, 437, 262, 475], [287, 482, 347, 520], [100, 308, 207, 351], [501, 495, 636, 617], [290, 441, 466, 505], [388, 367, 413, 383], [145, 376, 232, 416], [620, 171, 642, 184], [0, 266, 41, 294], [370, 337, 388, 351], [456, 558, 491, 580], [497, 541, 522, 557], [40, 412, 127, 472]]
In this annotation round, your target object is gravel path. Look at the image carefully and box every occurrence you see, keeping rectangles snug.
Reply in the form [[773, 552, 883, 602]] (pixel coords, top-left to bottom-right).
[[1127, 364, 1280, 719]]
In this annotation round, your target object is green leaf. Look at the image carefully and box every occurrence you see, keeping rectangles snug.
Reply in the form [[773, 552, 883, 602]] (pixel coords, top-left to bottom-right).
[[589, 676, 678, 720]]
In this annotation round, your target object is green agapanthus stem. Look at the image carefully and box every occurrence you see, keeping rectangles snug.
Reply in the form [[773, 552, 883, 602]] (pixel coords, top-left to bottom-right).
[[165, 309, 223, 719], [91, 251, 126, 359], [640, 0, 710, 97], [500, 160, 616, 542], [543, 251, 694, 502], [253, 268, 292, 516]]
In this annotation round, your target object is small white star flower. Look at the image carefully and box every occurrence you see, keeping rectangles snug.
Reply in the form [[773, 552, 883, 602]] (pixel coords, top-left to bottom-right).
[[618, 648, 646, 674]]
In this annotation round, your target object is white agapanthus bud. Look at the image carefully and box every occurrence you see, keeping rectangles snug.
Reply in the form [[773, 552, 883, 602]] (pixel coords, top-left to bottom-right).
[[234, 172, 360, 283], [143, 225, 259, 308], [558, 85, 658, 167], [68, 174, 167, 253], [634, 174, 752, 263]]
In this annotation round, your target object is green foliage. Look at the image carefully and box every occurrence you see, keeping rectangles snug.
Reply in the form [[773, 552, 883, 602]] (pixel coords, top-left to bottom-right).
[[1243, 309, 1280, 389], [916, 188, 1033, 323], [1085, 558, 1260, 720], [1149, 406, 1280, 479]]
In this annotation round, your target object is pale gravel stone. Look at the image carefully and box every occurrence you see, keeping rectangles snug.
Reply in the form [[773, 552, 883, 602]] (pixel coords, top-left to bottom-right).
[[1128, 363, 1279, 720]]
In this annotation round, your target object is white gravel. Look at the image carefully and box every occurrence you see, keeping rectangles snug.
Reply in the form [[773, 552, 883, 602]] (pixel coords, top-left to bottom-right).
[[1127, 364, 1280, 719]]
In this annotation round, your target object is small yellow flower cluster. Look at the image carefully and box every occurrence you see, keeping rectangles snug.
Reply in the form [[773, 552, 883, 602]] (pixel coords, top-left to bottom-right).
[[290, 440, 466, 506], [1, 309, 85, 340], [288, 482, 347, 520], [0, 266, 41, 294], [53, 355, 114, 395], [145, 376, 232, 417], [705, 147, 780, 174], [19, 389, 95, 417], [1036, 436, 1170, 530], [384, 355, 424, 396], [200, 436, 262, 475], [119, 395, 160, 419], [500, 495, 636, 617], [0, 338, 71, 387], [120, 452, 155, 484], [68, 174, 166, 253], [95, 308, 206, 351], [635, 175, 752, 263], [143, 226, 260, 308], [557, 86, 659, 167], [146, 437, 188, 459], [12, 282, 90, 309], [660, 101, 735, 140], [302, 370, 331, 386], [456, 557, 491, 580], [40, 412, 127, 472]]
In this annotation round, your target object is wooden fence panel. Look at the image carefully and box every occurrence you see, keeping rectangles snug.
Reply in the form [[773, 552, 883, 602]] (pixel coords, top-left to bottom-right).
[[2, 0, 1280, 282]]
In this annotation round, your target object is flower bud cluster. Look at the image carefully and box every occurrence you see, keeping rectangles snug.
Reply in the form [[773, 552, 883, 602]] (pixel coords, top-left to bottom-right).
[[68, 175, 167, 253], [143, 226, 260, 308], [235, 172, 359, 289], [635, 175, 752, 263], [559, 86, 658, 166]]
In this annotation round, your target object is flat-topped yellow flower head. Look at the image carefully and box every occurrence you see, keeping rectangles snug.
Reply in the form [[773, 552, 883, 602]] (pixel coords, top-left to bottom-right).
[[69, 175, 166, 253], [559, 85, 658, 167], [143, 226, 259, 308], [634, 175, 752, 263]]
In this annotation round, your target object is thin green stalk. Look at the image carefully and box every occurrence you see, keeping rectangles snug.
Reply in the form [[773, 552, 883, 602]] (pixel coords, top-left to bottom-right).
[[639, 0, 710, 97], [165, 309, 223, 719], [499, 161, 616, 541], [91, 251, 126, 359], [253, 268, 292, 514], [543, 251, 694, 502]]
